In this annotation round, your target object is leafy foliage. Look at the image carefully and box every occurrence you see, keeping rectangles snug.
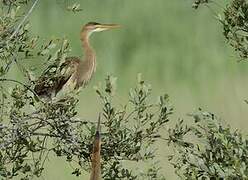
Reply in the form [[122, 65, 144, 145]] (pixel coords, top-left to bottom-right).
[[96, 75, 172, 179], [0, 0, 34, 77], [192, 0, 210, 9], [0, 74, 171, 179], [221, 0, 248, 59], [168, 109, 248, 179], [192, 0, 248, 59]]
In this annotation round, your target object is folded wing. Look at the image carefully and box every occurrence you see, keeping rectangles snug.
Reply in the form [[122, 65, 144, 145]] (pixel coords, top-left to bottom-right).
[[34, 57, 80, 99]]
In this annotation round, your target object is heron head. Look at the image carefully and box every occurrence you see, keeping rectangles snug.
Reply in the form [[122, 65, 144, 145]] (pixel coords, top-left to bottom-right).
[[83, 22, 120, 33]]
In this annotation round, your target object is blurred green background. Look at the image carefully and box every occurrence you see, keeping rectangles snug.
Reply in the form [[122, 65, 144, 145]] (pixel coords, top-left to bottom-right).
[[24, 0, 248, 179]]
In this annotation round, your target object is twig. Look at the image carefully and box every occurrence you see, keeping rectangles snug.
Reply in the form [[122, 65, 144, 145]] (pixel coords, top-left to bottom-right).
[[32, 132, 60, 138], [38, 136, 47, 160], [41, 149, 50, 172], [9, 0, 40, 39], [0, 78, 41, 101]]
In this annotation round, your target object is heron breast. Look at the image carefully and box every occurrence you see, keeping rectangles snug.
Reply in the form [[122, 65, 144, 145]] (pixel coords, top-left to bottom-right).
[[72, 62, 94, 90]]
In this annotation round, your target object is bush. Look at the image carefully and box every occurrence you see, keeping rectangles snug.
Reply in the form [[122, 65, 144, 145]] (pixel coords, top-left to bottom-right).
[[168, 109, 248, 179], [192, 0, 248, 60]]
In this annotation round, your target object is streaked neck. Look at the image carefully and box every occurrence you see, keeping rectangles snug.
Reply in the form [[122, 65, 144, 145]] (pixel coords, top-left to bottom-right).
[[81, 30, 95, 59]]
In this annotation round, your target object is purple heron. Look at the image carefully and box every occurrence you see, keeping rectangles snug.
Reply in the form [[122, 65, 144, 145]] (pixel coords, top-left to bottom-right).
[[90, 116, 101, 180], [34, 22, 120, 99]]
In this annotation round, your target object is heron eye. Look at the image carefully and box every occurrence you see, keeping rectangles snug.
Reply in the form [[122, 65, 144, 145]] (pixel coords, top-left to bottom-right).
[[87, 22, 100, 26]]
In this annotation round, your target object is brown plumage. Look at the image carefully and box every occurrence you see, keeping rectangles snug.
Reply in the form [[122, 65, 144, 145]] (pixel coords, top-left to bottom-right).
[[34, 22, 120, 99], [90, 116, 101, 180]]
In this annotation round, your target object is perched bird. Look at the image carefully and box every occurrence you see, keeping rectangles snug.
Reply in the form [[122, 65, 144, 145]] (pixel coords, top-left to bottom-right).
[[34, 22, 120, 99], [90, 116, 101, 180]]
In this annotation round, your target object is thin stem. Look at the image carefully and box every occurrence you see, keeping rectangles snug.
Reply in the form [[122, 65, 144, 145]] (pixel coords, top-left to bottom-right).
[[9, 0, 40, 39]]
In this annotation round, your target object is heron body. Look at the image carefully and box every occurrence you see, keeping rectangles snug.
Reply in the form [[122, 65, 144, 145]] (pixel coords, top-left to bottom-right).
[[34, 22, 119, 99]]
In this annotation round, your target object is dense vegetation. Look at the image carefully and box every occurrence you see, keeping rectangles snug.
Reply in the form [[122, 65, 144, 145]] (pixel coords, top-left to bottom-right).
[[0, 0, 247, 179]]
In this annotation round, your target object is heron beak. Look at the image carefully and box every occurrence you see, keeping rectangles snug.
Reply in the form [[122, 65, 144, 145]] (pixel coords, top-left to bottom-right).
[[95, 24, 121, 32]]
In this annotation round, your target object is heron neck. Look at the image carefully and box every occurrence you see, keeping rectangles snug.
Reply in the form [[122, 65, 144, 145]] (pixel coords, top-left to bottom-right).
[[81, 31, 96, 64]]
